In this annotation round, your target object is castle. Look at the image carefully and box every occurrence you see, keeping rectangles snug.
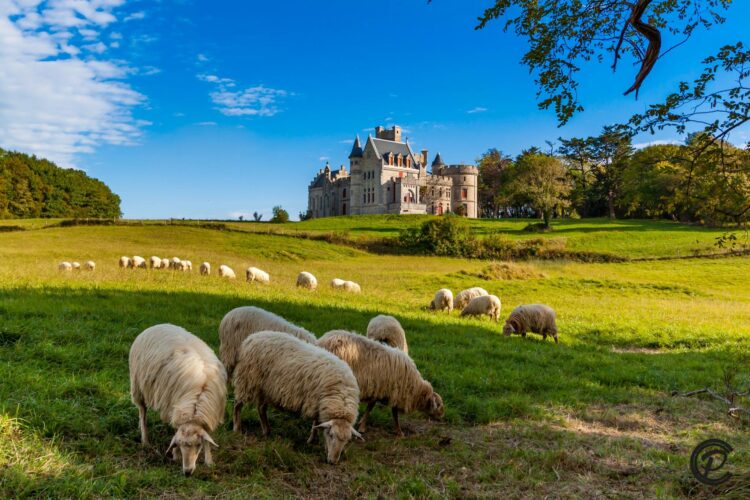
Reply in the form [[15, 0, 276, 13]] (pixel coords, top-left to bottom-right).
[[307, 125, 478, 218]]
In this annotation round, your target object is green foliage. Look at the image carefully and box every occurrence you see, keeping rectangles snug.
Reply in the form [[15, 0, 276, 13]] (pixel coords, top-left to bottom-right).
[[511, 151, 572, 227], [0, 147, 121, 219], [270, 206, 289, 223], [398, 215, 476, 257]]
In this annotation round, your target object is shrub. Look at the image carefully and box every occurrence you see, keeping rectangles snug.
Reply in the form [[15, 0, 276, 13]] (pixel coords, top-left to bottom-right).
[[298, 210, 313, 221], [270, 206, 289, 223], [475, 261, 547, 280], [523, 222, 552, 233], [398, 215, 477, 257]]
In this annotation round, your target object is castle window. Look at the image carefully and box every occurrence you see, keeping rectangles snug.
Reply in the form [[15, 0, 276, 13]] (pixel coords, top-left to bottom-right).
[[462, 188, 468, 200], [463, 176, 466, 181], [343, 188, 347, 198], [406, 157, 411, 168]]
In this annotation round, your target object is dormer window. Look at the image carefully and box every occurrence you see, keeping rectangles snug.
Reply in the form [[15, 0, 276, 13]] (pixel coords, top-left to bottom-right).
[[406, 157, 411, 168]]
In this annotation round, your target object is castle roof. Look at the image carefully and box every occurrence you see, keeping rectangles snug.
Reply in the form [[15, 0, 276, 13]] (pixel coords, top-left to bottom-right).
[[348, 136, 363, 158], [366, 136, 420, 167], [432, 152, 445, 167]]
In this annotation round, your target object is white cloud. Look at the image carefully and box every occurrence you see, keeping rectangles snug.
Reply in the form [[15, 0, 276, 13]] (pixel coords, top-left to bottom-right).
[[319, 156, 329, 161], [140, 66, 161, 76], [467, 107, 488, 114], [0, 0, 146, 167], [633, 139, 682, 149], [124, 11, 145, 22], [195, 121, 217, 126], [196, 53, 209, 63], [198, 73, 289, 117]]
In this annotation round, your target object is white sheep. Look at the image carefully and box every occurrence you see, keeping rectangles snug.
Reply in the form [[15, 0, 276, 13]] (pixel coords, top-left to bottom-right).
[[367, 315, 408, 354], [182, 260, 193, 272], [455, 287, 489, 310], [343, 281, 361, 293], [160, 258, 171, 269], [200, 262, 211, 276], [149, 256, 161, 269], [119, 256, 131, 268], [429, 288, 454, 312], [71, 261, 81, 270], [129, 324, 227, 476], [131, 256, 147, 269], [460, 294, 502, 322], [170, 257, 181, 270], [58, 261, 73, 271], [296, 271, 317, 290], [232, 331, 362, 464], [218, 265, 236, 279], [84, 260, 96, 271], [245, 266, 270, 283], [503, 304, 559, 344], [219, 306, 316, 377], [317, 330, 444, 436], [330, 278, 346, 289]]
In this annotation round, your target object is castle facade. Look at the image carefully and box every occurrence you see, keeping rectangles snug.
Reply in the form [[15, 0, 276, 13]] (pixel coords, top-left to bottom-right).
[[308, 125, 478, 218]]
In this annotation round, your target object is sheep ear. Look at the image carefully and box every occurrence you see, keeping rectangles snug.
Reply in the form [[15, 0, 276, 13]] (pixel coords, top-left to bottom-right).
[[351, 427, 365, 441], [165, 435, 178, 456], [201, 430, 218, 448], [313, 420, 334, 430]]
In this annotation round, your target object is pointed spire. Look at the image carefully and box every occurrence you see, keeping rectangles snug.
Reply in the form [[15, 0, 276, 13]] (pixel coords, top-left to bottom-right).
[[348, 135, 363, 158], [432, 152, 445, 167]]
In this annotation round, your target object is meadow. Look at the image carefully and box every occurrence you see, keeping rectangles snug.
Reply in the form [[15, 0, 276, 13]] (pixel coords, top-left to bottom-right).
[[1, 218, 749, 497]]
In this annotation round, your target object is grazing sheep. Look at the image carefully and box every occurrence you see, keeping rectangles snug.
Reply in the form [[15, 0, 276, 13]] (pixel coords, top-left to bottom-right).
[[170, 257, 181, 270], [129, 324, 227, 476], [71, 261, 81, 270], [330, 278, 346, 289], [316, 330, 444, 436], [455, 287, 489, 310], [429, 288, 454, 312], [84, 260, 96, 271], [218, 265, 236, 279], [131, 256, 147, 269], [503, 304, 559, 344], [219, 306, 316, 377], [58, 261, 73, 271], [460, 294, 502, 322], [150, 256, 161, 269], [296, 271, 317, 290], [233, 331, 362, 464], [367, 315, 408, 354], [245, 267, 270, 284], [160, 258, 170, 269], [342, 281, 361, 293], [200, 262, 211, 276], [181, 260, 193, 272], [119, 256, 131, 268]]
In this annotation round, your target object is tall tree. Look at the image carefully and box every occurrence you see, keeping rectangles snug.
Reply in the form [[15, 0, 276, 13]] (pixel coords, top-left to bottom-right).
[[477, 148, 513, 218], [511, 151, 572, 227], [589, 126, 633, 219], [557, 137, 595, 216]]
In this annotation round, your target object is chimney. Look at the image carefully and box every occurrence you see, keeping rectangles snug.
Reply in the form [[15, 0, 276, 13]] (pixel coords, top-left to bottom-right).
[[393, 126, 401, 142], [421, 149, 428, 167], [375, 126, 384, 138]]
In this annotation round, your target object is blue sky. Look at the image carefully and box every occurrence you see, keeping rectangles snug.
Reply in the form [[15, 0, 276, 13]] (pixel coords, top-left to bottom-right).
[[1, 0, 749, 219]]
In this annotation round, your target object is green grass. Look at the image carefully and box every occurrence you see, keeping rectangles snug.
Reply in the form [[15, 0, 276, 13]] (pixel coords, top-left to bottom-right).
[[1, 218, 749, 497]]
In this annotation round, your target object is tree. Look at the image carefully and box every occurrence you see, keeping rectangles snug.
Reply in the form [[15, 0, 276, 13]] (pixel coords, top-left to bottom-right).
[[252, 212, 263, 222], [588, 126, 633, 219], [477, 148, 513, 218], [557, 137, 595, 216], [270, 206, 289, 223], [510, 151, 572, 227]]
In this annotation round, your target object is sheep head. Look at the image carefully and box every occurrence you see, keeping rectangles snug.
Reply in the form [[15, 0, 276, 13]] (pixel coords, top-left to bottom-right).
[[418, 383, 445, 421], [313, 419, 362, 464], [503, 319, 519, 337], [166, 423, 218, 476]]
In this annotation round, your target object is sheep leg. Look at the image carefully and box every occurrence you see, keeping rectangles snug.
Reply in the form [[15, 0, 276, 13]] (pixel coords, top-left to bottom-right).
[[357, 401, 377, 433], [258, 404, 271, 436], [233, 401, 243, 433], [137, 401, 149, 446], [307, 419, 318, 444], [391, 407, 404, 437]]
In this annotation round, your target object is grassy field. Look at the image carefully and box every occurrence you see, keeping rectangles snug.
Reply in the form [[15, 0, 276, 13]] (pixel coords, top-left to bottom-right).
[[1, 218, 749, 497]]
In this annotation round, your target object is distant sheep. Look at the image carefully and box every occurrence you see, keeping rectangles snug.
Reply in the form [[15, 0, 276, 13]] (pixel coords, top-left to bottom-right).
[[84, 260, 96, 271], [233, 331, 361, 464], [218, 265, 236, 279], [58, 261, 73, 271], [149, 256, 161, 269], [131, 256, 147, 269], [245, 267, 270, 284], [367, 315, 408, 354], [170, 257, 181, 270], [330, 278, 345, 289], [71, 261, 81, 270], [503, 304, 558, 344], [219, 306, 316, 377], [119, 256, 131, 268], [129, 324, 227, 476], [429, 289, 453, 312], [343, 281, 361, 293], [181, 260, 193, 272], [460, 294, 501, 322], [160, 258, 170, 269], [455, 287, 489, 310], [317, 330, 444, 436], [200, 262, 211, 276], [296, 271, 317, 290]]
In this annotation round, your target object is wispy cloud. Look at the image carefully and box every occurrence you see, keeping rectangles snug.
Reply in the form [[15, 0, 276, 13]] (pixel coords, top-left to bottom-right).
[[319, 156, 329, 161], [198, 73, 289, 117], [124, 11, 145, 22], [467, 107, 488, 114], [196, 53, 209, 63], [195, 121, 217, 126], [0, 0, 147, 167]]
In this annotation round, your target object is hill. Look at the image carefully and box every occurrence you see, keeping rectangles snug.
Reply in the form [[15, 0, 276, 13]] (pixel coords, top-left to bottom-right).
[[0, 148, 121, 219]]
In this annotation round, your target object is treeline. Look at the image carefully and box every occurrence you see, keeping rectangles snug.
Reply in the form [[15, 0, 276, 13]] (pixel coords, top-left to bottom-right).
[[0, 148, 121, 219], [478, 128, 750, 226]]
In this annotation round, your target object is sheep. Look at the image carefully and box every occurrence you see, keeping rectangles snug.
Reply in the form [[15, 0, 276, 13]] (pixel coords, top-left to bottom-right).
[[170, 257, 181, 270], [200, 262, 211, 276], [219, 306, 316, 377], [330, 278, 346, 289], [129, 324, 227, 476], [460, 294, 502, 322], [455, 287, 489, 310], [58, 261, 73, 271], [316, 330, 444, 436], [503, 304, 559, 344], [70, 261, 80, 270], [367, 315, 408, 354], [119, 256, 131, 268], [218, 265, 236, 279], [245, 266, 270, 284], [232, 331, 362, 464], [149, 256, 161, 269], [429, 288, 454, 312], [343, 281, 361, 293], [131, 256, 147, 269], [160, 258, 171, 269], [84, 260, 96, 271], [296, 271, 317, 290], [181, 260, 193, 272]]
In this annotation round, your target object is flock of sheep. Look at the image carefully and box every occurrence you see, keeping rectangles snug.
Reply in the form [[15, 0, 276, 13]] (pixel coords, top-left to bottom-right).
[[129, 307, 442, 475]]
